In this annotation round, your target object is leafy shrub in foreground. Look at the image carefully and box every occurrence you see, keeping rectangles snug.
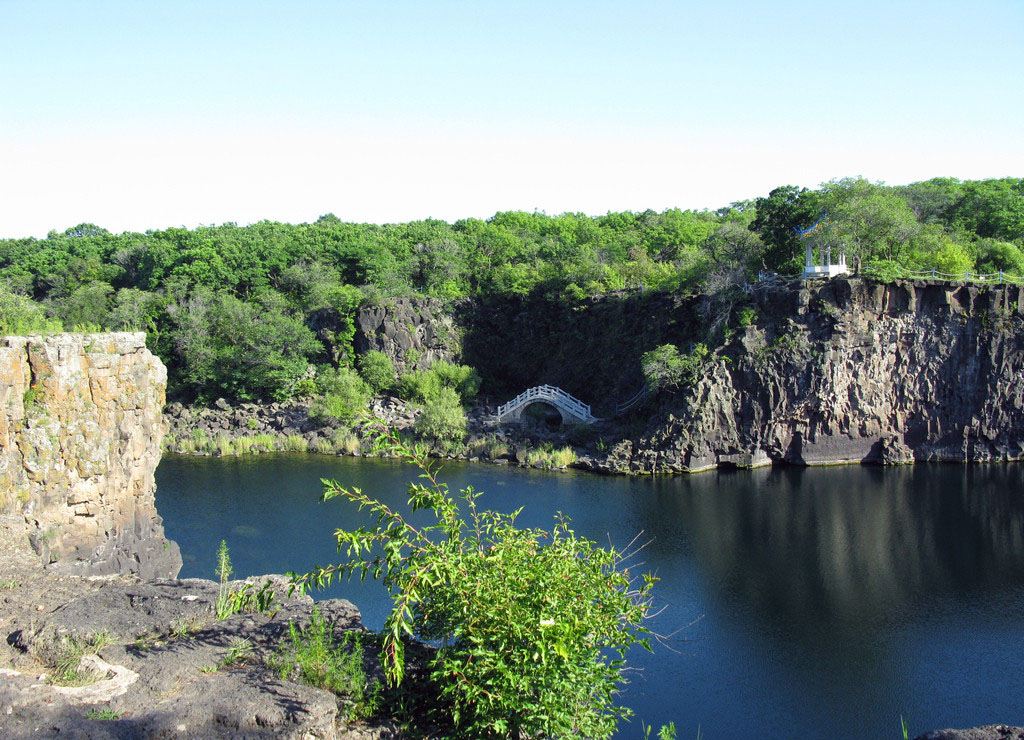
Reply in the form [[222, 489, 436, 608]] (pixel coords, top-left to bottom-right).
[[295, 418, 656, 740]]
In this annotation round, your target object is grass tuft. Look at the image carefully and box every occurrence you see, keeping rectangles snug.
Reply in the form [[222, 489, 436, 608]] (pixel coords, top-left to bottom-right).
[[523, 443, 577, 468], [48, 632, 115, 686], [267, 606, 379, 720]]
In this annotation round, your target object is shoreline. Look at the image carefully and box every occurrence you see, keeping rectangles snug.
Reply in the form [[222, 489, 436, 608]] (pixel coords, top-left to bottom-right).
[[163, 397, 1024, 476]]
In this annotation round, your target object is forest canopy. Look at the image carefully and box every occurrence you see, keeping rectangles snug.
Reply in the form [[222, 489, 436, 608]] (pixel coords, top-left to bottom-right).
[[2, 177, 1021, 402]]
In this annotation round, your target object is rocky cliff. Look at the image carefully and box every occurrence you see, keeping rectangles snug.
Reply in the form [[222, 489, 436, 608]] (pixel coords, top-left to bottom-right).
[[612, 278, 1024, 473], [352, 279, 1024, 475], [354, 297, 463, 376], [0, 332, 180, 578]]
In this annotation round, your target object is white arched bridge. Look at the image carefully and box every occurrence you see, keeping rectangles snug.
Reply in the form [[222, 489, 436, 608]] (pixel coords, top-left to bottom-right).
[[494, 385, 598, 425]]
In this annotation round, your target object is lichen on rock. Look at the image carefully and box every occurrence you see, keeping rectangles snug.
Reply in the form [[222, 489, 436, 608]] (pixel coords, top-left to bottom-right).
[[0, 332, 180, 579]]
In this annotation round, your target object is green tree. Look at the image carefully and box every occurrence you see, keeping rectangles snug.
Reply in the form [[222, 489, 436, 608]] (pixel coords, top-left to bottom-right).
[[49, 281, 113, 329], [166, 289, 321, 401], [295, 421, 655, 740], [821, 178, 920, 265], [107, 288, 164, 332], [641, 343, 709, 391], [0, 286, 63, 334], [946, 178, 1024, 242], [749, 185, 822, 272], [704, 221, 766, 277]]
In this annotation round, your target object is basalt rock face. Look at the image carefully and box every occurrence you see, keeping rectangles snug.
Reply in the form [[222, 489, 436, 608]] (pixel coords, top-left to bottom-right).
[[0, 332, 180, 578], [613, 278, 1024, 473], [354, 297, 463, 376], [353, 280, 1024, 473]]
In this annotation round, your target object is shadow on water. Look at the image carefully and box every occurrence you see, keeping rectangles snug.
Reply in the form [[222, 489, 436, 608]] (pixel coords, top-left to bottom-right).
[[156, 456, 1024, 740]]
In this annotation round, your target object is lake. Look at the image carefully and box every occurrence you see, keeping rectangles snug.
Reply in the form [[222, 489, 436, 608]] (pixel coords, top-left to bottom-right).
[[155, 455, 1024, 739]]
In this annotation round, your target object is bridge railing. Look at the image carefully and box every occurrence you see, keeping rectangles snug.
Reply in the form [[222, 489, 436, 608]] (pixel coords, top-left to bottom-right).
[[862, 265, 1024, 284], [615, 385, 647, 414], [496, 384, 594, 421], [757, 266, 1024, 286]]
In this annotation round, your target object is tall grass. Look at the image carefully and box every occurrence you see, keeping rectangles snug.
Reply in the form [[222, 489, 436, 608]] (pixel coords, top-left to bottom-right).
[[216, 435, 234, 456], [332, 428, 362, 454], [524, 443, 577, 468], [467, 435, 510, 459], [285, 434, 309, 452], [266, 606, 379, 721], [47, 632, 114, 686], [253, 433, 278, 450], [233, 436, 257, 454]]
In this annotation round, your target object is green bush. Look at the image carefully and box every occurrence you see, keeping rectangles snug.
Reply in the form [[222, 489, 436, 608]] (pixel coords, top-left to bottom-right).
[[861, 259, 903, 282], [295, 420, 655, 740], [357, 351, 396, 394], [430, 360, 481, 400], [413, 386, 467, 445], [398, 360, 481, 404], [932, 240, 974, 275], [976, 238, 1024, 276], [641, 343, 709, 391], [310, 367, 371, 422], [292, 377, 318, 398]]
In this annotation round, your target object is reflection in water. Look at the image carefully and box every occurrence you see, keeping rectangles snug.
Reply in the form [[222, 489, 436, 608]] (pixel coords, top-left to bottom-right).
[[670, 465, 1024, 628], [155, 456, 1024, 740]]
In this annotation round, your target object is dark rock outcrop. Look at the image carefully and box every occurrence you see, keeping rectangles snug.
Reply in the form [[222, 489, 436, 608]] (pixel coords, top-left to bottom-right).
[[601, 279, 1024, 472], [915, 727, 1024, 740], [354, 297, 462, 376]]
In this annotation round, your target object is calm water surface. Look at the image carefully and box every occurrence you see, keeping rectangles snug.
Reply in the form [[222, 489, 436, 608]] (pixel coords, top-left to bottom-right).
[[155, 456, 1024, 739]]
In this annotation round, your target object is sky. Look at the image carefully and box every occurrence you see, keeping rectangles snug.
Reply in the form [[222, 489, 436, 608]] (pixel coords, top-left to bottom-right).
[[1, 0, 1022, 238]]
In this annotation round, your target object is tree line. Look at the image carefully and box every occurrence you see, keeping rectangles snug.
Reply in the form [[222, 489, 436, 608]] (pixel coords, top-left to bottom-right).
[[1, 176, 1021, 402]]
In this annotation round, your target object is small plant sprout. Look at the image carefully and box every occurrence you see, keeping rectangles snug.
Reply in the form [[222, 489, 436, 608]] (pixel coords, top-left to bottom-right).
[[220, 637, 253, 668], [86, 708, 121, 721], [215, 540, 234, 619]]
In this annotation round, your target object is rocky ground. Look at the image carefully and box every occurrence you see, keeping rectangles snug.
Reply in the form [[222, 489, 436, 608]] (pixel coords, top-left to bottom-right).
[[0, 516, 409, 740]]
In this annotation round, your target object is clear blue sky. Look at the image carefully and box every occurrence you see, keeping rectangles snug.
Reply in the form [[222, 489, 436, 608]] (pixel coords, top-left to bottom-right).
[[2, 0, 1022, 237]]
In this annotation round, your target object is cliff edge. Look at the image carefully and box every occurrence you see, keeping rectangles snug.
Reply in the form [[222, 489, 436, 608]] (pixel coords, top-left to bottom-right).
[[0, 332, 181, 578]]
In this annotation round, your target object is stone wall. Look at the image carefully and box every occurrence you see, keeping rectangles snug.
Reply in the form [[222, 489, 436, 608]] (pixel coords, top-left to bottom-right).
[[0, 332, 180, 578]]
